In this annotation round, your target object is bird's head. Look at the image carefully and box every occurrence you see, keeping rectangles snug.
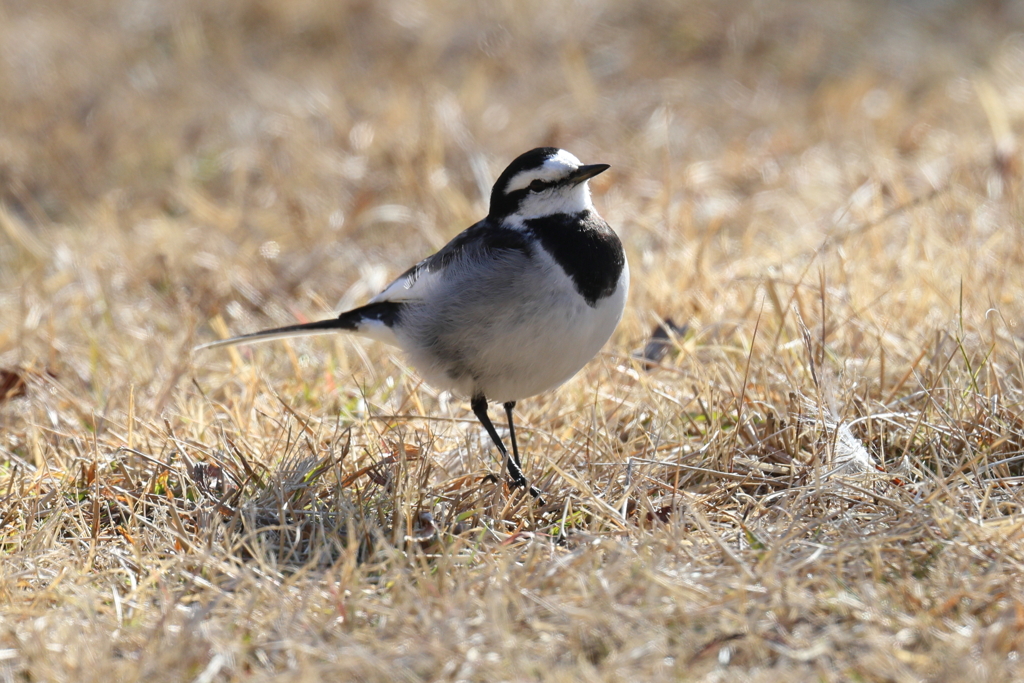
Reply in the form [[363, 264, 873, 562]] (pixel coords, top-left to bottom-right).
[[489, 147, 609, 221]]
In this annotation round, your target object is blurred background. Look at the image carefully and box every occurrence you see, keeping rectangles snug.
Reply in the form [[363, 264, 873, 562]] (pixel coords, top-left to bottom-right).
[[6, 5, 1024, 678], [1, 0, 1024, 411]]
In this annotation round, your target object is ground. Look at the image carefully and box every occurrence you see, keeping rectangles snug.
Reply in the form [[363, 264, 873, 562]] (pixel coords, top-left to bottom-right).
[[3, 0, 1024, 681]]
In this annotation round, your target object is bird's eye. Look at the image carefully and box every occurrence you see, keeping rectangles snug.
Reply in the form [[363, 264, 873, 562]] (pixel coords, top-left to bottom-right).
[[528, 179, 548, 193]]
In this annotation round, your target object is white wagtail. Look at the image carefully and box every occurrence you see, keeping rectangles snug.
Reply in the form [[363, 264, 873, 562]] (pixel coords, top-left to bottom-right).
[[198, 148, 629, 498]]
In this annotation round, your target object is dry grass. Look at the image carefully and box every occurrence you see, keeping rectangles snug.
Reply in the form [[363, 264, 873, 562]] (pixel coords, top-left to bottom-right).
[[3, 0, 1024, 680]]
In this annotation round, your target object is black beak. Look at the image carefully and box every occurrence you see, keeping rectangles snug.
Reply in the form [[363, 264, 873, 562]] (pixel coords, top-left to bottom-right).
[[568, 163, 610, 185]]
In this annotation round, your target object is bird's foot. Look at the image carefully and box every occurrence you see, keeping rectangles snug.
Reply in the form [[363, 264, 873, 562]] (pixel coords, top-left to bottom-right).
[[505, 458, 544, 500], [481, 472, 545, 504], [509, 475, 545, 504]]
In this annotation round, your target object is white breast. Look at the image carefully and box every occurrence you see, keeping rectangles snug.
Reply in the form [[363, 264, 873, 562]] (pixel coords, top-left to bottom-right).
[[396, 247, 629, 403]]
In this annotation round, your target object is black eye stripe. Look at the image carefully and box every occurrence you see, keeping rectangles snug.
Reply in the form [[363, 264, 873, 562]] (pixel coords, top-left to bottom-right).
[[528, 179, 551, 192]]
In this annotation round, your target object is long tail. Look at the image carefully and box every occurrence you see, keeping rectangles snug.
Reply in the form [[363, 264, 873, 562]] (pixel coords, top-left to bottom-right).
[[195, 301, 403, 351]]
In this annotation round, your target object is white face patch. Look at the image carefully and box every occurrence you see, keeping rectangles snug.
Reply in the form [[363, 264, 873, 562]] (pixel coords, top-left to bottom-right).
[[503, 149, 583, 194], [516, 181, 593, 219]]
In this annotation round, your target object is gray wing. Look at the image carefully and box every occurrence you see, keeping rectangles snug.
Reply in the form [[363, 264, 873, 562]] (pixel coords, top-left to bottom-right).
[[369, 220, 532, 304]]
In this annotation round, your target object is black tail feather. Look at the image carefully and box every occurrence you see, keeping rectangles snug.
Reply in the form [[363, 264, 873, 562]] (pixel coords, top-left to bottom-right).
[[195, 301, 404, 351], [343, 301, 403, 328]]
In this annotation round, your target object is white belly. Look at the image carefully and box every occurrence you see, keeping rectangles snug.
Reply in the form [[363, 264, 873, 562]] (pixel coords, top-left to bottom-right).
[[397, 254, 629, 403]]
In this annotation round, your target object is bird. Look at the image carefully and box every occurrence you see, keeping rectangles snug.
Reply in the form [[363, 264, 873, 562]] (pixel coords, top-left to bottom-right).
[[197, 147, 629, 499]]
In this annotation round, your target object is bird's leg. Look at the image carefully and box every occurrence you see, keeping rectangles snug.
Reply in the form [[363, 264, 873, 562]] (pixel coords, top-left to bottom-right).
[[471, 396, 541, 499], [503, 401, 523, 478], [502, 401, 544, 501], [471, 395, 522, 487]]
